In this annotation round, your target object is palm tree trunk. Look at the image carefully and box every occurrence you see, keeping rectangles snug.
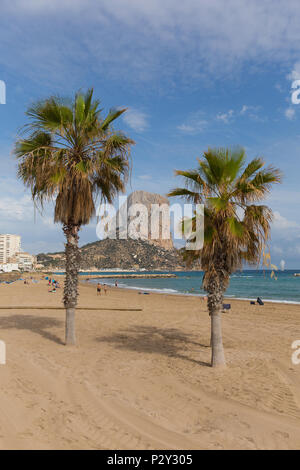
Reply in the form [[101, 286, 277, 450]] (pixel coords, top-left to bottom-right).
[[63, 223, 80, 345], [210, 309, 226, 368], [207, 281, 226, 368]]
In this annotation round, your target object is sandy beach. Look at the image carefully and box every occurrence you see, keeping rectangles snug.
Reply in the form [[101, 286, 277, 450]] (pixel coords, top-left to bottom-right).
[[0, 277, 300, 449]]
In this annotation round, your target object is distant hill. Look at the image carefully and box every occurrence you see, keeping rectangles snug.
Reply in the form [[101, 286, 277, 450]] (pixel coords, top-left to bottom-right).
[[37, 238, 200, 271]]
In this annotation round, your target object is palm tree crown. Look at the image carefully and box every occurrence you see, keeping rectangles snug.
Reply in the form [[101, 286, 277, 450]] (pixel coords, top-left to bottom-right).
[[16, 88, 134, 225]]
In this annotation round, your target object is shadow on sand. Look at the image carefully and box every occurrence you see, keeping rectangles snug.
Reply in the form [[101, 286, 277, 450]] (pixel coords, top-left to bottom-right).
[[0, 314, 64, 345], [96, 325, 211, 367]]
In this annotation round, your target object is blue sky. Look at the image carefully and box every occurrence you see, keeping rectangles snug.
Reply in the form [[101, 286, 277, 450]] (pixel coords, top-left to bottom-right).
[[1, 0, 300, 267]]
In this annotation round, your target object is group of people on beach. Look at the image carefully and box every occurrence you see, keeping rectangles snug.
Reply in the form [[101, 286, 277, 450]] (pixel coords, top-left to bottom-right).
[[47, 277, 60, 293], [43, 276, 120, 295], [97, 283, 108, 295], [96, 280, 118, 295], [23, 277, 39, 285]]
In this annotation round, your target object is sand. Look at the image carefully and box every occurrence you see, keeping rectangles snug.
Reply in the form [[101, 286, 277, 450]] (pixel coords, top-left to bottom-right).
[[0, 277, 300, 450]]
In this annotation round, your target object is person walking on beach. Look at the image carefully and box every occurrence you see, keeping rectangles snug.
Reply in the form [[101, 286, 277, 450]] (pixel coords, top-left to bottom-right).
[[103, 284, 107, 295], [115, 281, 118, 288], [97, 283, 101, 296]]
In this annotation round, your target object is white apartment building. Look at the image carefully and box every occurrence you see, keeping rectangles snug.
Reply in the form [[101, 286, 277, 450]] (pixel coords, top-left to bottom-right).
[[16, 252, 36, 271], [0, 234, 21, 264]]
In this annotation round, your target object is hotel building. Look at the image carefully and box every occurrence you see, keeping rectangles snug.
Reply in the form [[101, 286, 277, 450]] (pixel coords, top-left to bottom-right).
[[0, 234, 21, 264]]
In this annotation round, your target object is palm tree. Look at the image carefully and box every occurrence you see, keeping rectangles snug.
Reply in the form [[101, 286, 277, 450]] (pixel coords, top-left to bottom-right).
[[15, 89, 134, 345], [168, 147, 281, 368]]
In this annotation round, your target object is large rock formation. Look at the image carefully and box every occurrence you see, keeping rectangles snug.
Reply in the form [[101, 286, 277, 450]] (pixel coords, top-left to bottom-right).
[[113, 190, 174, 250], [37, 191, 203, 271]]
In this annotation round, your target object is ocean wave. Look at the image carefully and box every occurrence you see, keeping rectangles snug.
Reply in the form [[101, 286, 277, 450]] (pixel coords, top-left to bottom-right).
[[231, 275, 254, 278], [119, 285, 179, 294]]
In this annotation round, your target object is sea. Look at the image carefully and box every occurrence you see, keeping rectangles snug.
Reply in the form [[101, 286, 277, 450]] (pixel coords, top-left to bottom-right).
[[79, 270, 300, 304]]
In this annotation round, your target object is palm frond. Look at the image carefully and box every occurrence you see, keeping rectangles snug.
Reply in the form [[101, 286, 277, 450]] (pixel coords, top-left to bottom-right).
[[167, 187, 203, 203], [101, 108, 127, 132]]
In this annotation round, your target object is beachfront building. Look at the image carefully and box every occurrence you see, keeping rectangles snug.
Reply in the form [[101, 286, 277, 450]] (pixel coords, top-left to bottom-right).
[[0, 235, 36, 271], [0, 263, 19, 273], [15, 252, 36, 271], [0, 234, 21, 264]]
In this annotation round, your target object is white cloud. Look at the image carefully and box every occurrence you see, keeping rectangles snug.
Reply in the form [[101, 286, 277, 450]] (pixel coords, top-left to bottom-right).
[[0, 195, 32, 221], [275, 83, 284, 93], [177, 121, 207, 134], [122, 108, 149, 132], [285, 107, 296, 120], [216, 109, 234, 124], [177, 111, 207, 134], [138, 174, 152, 180], [287, 62, 300, 81], [240, 105, 249, 115], [179, 104, 263, 132], [240, 105, 261, 117], [215, 105, 263, 125], [272, 211, 300, 230], [2, 0, 86, 13], [243, 106, 266, 122], [177, 124, 195, 133], [4, 1, 300, 87]]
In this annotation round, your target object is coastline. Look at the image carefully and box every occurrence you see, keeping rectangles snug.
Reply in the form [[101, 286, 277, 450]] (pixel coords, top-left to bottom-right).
[[81, 278, 300, 306]]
